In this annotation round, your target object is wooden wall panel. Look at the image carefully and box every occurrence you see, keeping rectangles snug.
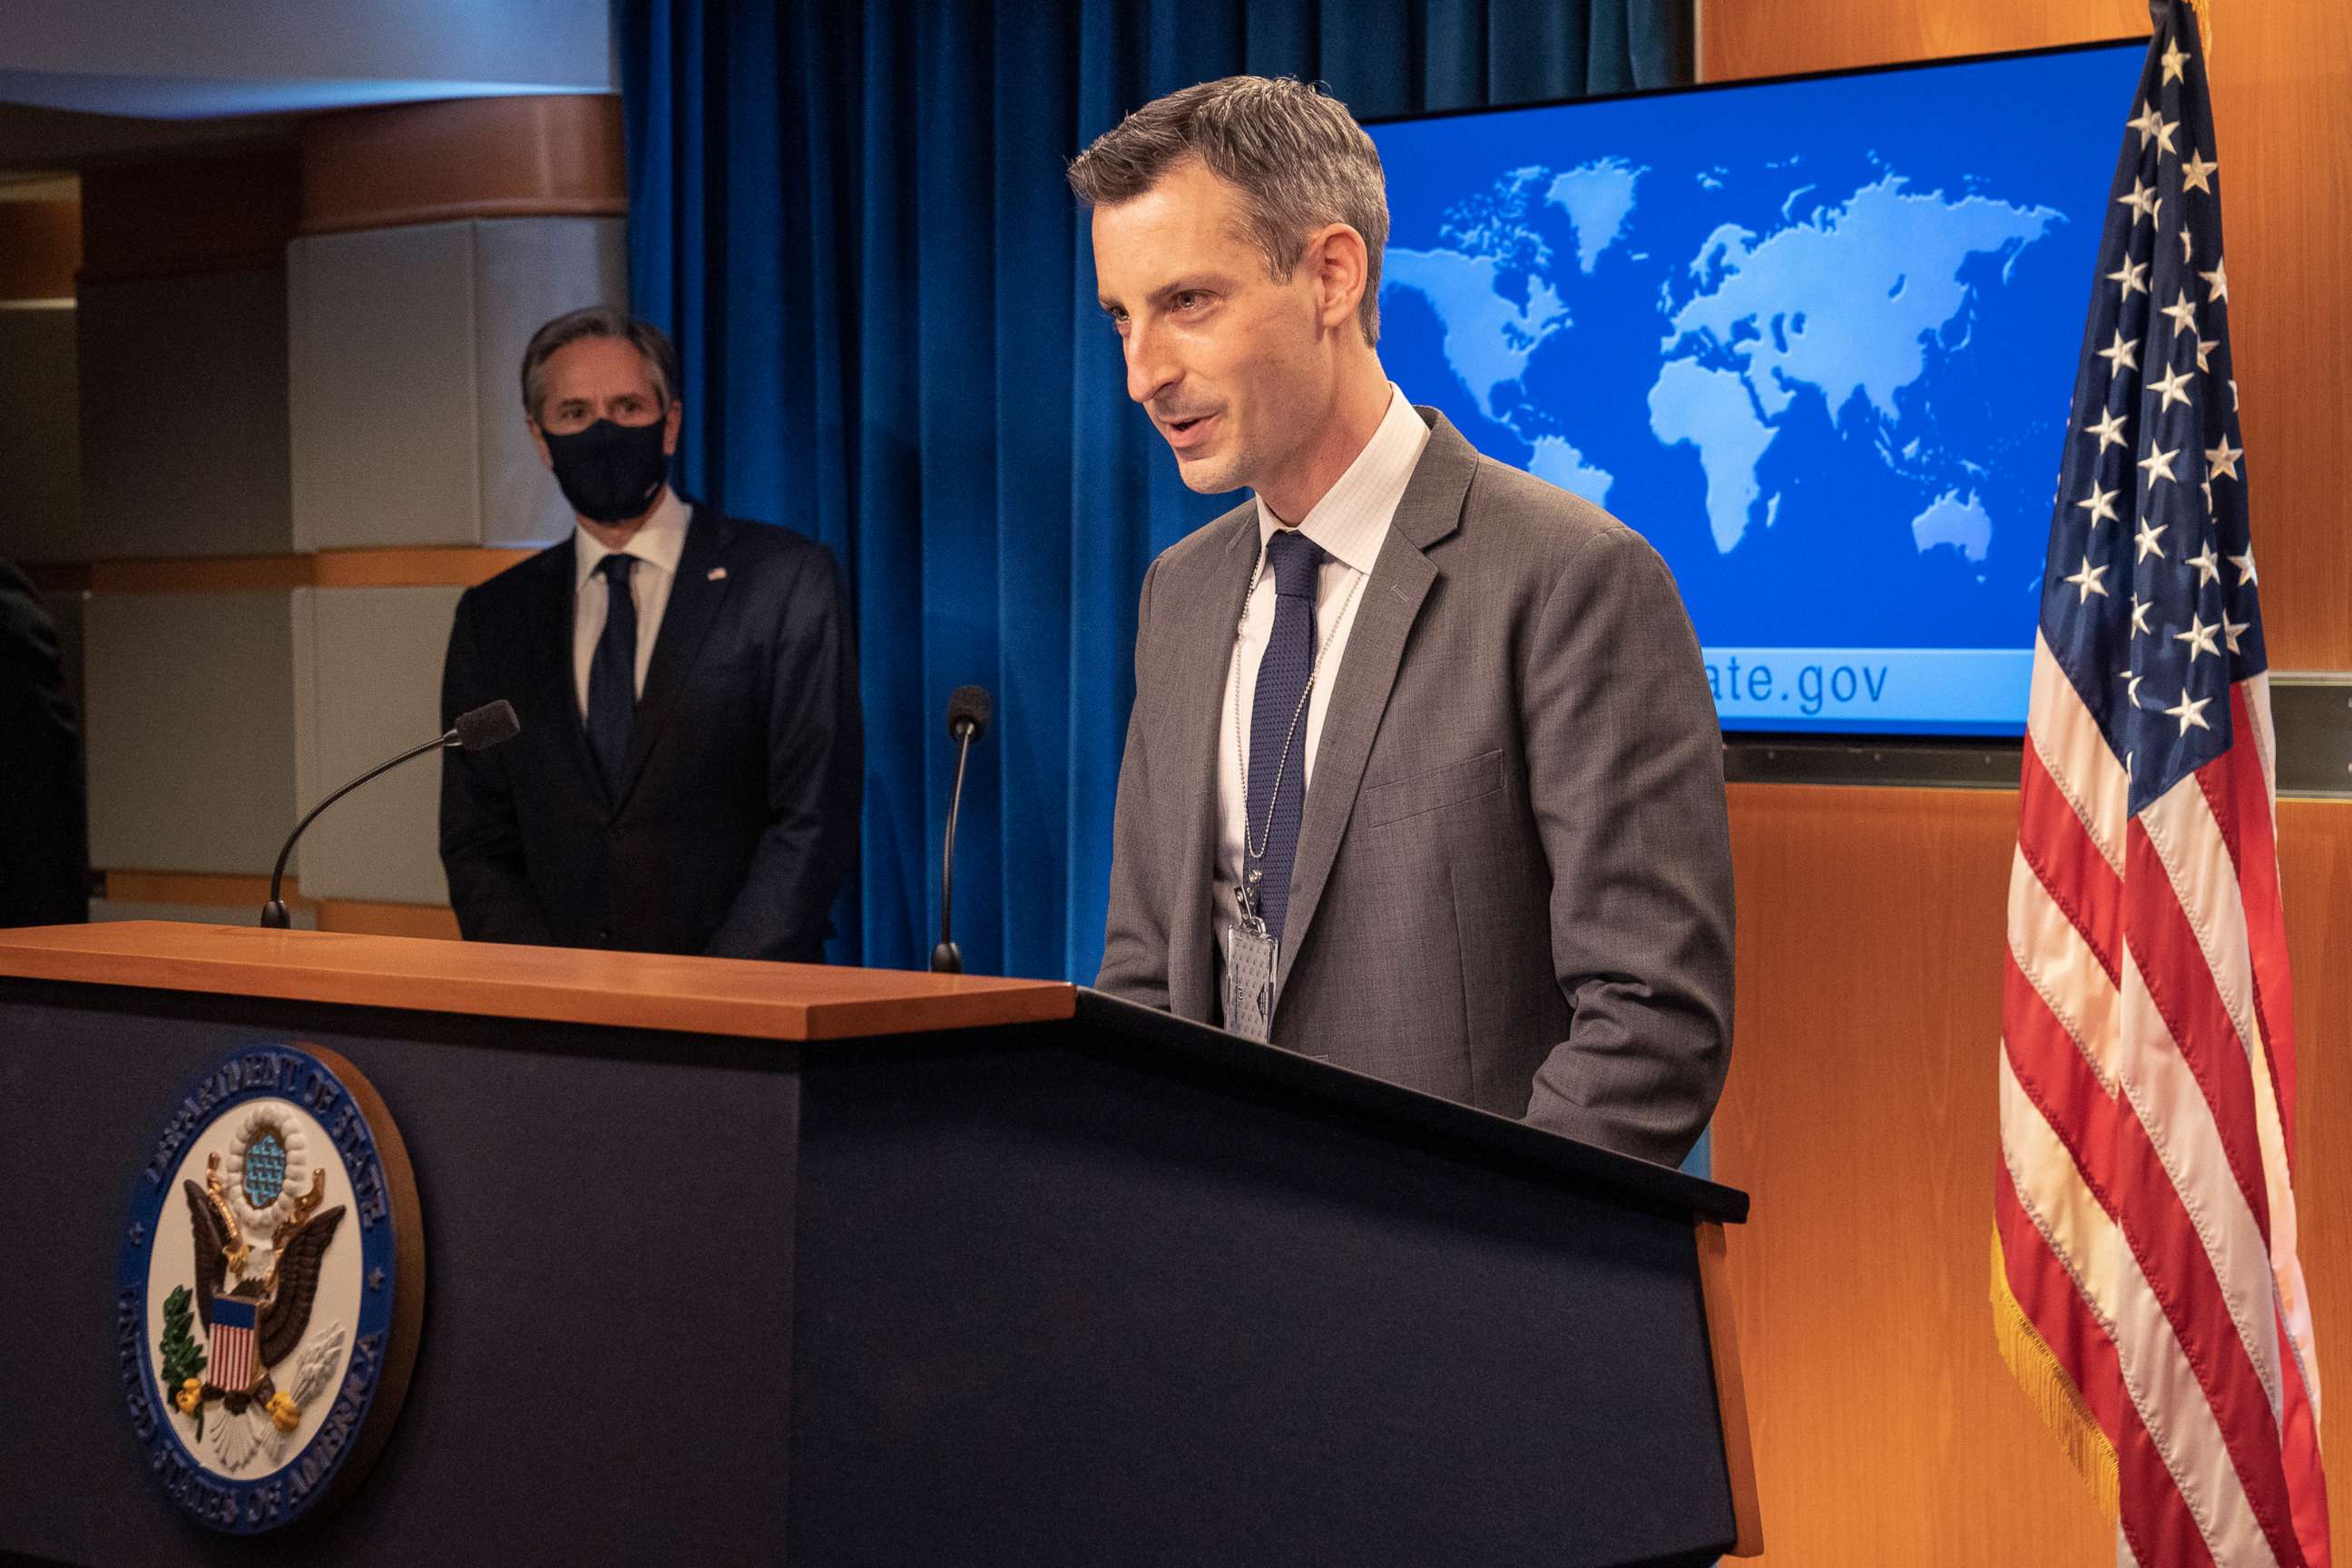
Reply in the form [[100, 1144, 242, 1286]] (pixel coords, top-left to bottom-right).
[[1700, 0, 2352, 671], [1715, 783, 2352, 1563], [77, 147, 298, 282]]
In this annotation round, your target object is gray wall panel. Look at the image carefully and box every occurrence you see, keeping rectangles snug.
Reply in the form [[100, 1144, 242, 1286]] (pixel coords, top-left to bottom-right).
[[289, 220, 479, 551], [292, 583, 462, 904], [77, 270, 291, 558], [83, 590, 294, 873], [0, 304, 80, 563], [292, 217, 627, 552], [476, 216, 629, 548]]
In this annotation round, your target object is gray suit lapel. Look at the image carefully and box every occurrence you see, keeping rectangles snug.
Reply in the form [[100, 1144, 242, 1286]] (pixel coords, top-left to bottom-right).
[[1166, 507, 1263, 1022], [1276, 411, 1476, 996]]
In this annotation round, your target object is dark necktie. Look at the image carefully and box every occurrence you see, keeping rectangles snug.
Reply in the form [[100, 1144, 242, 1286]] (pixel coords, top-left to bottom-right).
[[1245, 529, 1326, 938], [586, 553, 638, 799]]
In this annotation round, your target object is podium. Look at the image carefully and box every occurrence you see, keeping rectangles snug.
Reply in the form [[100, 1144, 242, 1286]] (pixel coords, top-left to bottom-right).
[[0, 921, 1758, 1566]]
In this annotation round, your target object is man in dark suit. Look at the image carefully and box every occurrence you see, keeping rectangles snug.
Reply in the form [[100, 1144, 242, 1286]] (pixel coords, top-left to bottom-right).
[[1073, 79, 1733, 1166], [439, 307, 860, 961]]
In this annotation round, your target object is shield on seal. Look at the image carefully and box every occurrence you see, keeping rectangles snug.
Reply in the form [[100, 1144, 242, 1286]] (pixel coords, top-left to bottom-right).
[[209, 1294, 259, 1393]]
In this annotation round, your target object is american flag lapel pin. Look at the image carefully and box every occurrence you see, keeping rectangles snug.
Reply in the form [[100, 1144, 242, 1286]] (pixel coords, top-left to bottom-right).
[[707, 567, 727, 582]]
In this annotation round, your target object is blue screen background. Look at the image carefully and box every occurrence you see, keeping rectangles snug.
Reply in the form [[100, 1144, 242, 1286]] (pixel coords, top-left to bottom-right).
[[1367, 42, 2146, 735]]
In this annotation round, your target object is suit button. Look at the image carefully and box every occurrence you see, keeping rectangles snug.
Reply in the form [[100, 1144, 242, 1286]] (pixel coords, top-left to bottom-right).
[[597, 927, 612, 942]]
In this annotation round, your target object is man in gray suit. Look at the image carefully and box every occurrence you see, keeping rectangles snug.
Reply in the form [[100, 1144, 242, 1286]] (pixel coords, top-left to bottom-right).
[[1072, 77, 1733, 1167]]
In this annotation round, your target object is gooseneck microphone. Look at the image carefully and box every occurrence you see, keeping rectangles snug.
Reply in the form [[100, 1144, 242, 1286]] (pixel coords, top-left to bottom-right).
[[260, 701, 521, 929], [930, 684, 993, 974]]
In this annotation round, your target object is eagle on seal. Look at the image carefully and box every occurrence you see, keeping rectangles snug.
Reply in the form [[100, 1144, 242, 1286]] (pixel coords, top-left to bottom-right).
[[181, 1169, 346, 1416]]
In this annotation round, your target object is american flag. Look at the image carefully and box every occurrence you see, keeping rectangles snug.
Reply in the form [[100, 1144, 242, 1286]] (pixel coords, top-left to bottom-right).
[[1994, 4, 2330, 1564], [208, 1294, 258, 1396]]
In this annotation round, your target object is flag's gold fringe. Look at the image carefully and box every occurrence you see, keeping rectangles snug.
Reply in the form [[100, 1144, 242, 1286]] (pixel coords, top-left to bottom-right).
[[1992, 1225, 2122, 1518]]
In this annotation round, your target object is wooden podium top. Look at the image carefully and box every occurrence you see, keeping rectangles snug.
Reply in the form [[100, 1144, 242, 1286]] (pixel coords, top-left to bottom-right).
[[0, 921, 1075, 1043]]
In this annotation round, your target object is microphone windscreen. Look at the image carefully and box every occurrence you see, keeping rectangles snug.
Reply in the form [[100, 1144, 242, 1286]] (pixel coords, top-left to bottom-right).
[[455, 700, 522, 752], [946, 684, 993, 741]]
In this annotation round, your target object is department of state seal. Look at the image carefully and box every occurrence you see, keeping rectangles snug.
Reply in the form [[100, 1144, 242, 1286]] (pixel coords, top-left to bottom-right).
[[115, 1044, 422, 1533]]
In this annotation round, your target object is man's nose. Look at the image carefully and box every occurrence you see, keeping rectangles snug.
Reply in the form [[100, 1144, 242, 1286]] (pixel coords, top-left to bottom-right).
[[1124, 318, 1178, 407]]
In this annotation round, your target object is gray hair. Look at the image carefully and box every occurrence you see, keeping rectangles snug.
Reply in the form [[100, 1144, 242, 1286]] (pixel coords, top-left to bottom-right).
[[519, 306, 681, 421], [1068, 75, 1390, 346]]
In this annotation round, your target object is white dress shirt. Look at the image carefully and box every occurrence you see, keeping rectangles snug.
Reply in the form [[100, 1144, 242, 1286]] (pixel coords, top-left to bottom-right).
[[1213, 385, 1431, 946], [572, 485, 691, 717]]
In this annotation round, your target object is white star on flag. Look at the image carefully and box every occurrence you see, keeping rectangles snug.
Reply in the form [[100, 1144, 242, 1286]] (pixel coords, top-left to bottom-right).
[[2161, 38, 2190, 83], [2107, 256, 2151, 299], [2163, 689, 2213, 734], [2138, 443, 2180, 488], [2078, 483, 2121, 527], [2097, 330, 2141, 376], [2064, 555, 2111, 603], [2181, 149, 2218, 193], [2206, 436, 2241, 481], [2174, 612, 2220, 662], [2134, 516, 2167, 562], [2086, 407, 2128, 452], [2221, 615, 2249, 654], [2228, 549, 2257, 584], [2159, 289, 2200, 338], [2147, 361, 2194, 412], [2199, 257, 2229, 303], [2185, 543, 2221, 585], [2128, 593, 2153, 636]]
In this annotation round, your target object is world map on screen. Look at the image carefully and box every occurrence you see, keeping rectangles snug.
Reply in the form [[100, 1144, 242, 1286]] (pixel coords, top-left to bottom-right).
[[1368, 44, 2141, 732]]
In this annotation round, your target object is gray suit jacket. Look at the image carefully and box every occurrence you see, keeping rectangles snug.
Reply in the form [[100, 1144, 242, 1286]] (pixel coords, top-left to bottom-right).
[[1097, 409, 1734, 1166]]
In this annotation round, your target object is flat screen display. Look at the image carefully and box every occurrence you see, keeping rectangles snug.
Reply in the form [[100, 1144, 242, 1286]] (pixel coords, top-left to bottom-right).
[[1368, 39, 2147, 736]]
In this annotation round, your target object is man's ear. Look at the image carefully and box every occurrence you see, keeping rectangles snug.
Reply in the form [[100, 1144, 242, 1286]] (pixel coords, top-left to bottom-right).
[[527, 418, 553, 470], [662, 399, 683, 457], [1307, 222, 1369, 336]]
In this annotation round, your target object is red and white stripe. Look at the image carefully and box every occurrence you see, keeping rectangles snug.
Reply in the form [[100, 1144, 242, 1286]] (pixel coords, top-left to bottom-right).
[[209, 1318, 255, 1395], [2000, 633, 2328, 1566]]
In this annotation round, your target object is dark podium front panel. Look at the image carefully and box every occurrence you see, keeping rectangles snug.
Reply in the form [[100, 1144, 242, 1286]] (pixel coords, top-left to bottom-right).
[[0, 944, 1748, 1568], [791, 994, 1743, 1567]]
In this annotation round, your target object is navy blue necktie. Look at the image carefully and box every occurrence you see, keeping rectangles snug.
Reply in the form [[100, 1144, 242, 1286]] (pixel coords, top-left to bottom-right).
[[586, 553, 638, 799], [1245, 529, 1325, 938]]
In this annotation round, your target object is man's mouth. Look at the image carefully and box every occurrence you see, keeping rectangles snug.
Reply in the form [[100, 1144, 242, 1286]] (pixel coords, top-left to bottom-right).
[[1161, 411, 1217, 450]]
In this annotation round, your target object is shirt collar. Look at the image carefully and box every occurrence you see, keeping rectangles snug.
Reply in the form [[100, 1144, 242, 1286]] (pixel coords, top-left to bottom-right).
[[574, 485, 691, 590], [1254, 384, 1430, 575]]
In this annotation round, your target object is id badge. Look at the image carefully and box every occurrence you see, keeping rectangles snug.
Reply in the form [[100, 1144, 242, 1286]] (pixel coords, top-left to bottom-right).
[[1226, 921, 1279, 1044]]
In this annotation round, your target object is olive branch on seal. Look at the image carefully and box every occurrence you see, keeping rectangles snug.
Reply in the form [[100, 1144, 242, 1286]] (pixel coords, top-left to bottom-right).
[[158, 1285, 208, 1441]]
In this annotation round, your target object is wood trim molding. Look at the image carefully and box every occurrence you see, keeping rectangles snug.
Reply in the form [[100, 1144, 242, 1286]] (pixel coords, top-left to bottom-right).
[[0, 198, 81, 300], [103, 870, 297, 908], [316, 901, 462, 941], [99, 871, 463, 942], [299, 95, 626, 237], [1698, 1220, 1766, 1557], [86, 548, 534, 593]]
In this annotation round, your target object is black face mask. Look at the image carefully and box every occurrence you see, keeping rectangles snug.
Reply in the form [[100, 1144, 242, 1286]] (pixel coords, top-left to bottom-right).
[[542, 417, 670, 524]]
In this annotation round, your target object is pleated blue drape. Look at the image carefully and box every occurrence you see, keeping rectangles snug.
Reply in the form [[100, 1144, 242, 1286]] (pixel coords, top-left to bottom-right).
[[620, 0, 1695, 977]]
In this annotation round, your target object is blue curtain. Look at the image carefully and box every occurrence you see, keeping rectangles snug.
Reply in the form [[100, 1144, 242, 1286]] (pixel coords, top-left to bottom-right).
[[620, 0, 1694, 978]]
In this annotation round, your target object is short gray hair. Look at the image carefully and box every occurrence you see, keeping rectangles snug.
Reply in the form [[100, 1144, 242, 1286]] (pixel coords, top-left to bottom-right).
[[1068, 75, 1390, 346], [519, 306, 681, 421]]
